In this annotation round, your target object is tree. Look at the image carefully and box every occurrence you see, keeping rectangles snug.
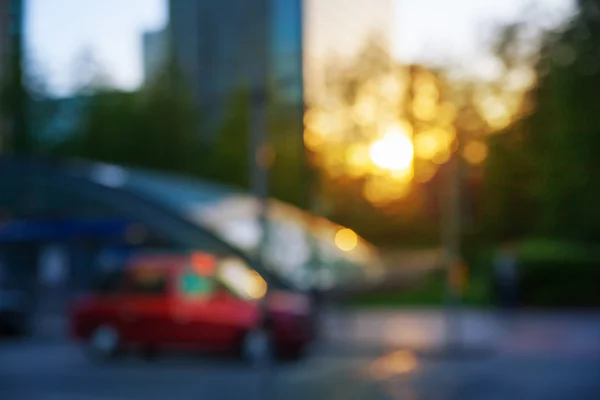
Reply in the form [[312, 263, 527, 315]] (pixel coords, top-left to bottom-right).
[[480, 0, 600, 241], [51, 53, 203, 177], [0, 38, 31, 154], [136, 57, 201, 174], [302, 36, 460, 244], [208, 86, 251, 189], [527, 0, 600, 240]]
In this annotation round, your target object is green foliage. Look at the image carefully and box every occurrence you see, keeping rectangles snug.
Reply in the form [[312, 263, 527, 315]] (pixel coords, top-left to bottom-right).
[[49, 56, 206, 177], [268, 105, 306, 207], [136, 59, 202, 174], [207, 86, 251, 189], [516, 238, 600, 263], [504, 238, 600, 308], [46, 53, 306, 206], [0, 46, 33, 154], [350, 270, 493, 308], [481, 2, 600, 242], [480, 125, 536, 240]]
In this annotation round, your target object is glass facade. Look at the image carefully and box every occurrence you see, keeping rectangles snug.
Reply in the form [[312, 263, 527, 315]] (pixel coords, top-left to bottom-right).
[[270, 0, 304, 107], [0, 161, 383, 299], [168, 0, 394, 138], [119, 167, 380, 290]]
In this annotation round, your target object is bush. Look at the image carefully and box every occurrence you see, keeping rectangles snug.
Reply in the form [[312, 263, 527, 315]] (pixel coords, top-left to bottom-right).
[[505, 238, 600, 308], [516, 257, 600, 308]]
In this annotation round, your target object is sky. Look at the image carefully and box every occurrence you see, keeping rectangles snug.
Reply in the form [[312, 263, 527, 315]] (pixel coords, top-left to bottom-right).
[[27, 0, 573, 96], [27, 0, 167, 95], [394, 0, 573, 68]]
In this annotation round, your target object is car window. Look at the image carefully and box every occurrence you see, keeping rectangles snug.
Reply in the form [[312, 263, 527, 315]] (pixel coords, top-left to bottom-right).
[[178, 270, 215, 298], [126, 269, 169, 295]]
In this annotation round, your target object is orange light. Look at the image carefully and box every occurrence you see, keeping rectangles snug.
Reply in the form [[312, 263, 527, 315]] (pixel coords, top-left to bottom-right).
[[191, 252, 216, 276], [335, 228, 358, 252], [247, 270, 268, 300], [369, 128, 414, 172], [415, 163, 438, 183], [368, 349, 418, 380], [463, 141, 488, 165], [414, 134, 439, 160]]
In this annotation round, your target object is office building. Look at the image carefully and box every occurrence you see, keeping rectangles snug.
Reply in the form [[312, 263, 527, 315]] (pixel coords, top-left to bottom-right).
[[169, 0, 296, 133], [0, 0, 11, 150], [0, 0, 14, 79], [0, 0, 8, 78], [0, 0, 24, 151], [142, 28, 168, 84], [168, 0, 393, 135]]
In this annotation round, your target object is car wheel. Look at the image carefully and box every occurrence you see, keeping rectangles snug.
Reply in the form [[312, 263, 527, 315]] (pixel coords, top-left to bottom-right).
[[1, 313, 30, 338], [140, 346, 159, 361], [279, 345, 309, 362], [241, 328, 274, 365], [87, 325, 121, 361]]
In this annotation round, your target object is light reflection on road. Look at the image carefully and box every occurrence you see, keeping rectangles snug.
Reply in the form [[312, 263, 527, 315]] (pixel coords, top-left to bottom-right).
[[367, 349, 419, 381], [384, 319, 437, 349]]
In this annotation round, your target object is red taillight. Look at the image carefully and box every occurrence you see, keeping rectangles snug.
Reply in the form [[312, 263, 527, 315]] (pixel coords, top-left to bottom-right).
[[191, 252, 217, 276]]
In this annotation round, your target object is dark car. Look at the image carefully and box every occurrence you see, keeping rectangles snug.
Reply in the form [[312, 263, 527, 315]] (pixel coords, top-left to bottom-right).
[[0, 262, 32, 336]]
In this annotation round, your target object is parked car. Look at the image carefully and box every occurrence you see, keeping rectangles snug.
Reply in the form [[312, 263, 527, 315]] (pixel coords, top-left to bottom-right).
[[70, 250, 315, 363], [0, 262, 33, 337]]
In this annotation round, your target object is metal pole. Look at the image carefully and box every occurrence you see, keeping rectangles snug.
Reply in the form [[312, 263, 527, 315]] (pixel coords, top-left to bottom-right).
[[248, 1, 274, 398], [247, 0, 271, 292], [442, 142, 462, 351]]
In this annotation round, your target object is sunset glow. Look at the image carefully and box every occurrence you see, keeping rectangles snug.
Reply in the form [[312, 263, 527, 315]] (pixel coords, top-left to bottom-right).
[[369, 128, 414, 172]]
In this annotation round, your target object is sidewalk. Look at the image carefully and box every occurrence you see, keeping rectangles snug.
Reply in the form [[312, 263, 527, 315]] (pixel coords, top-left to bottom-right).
[[327, 309, 600, 399], [30, 307, 600, 358], [322, 309, 600, 356], [377, 248, 443, 290]]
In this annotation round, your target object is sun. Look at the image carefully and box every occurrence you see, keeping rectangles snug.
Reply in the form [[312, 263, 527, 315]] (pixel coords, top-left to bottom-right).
[[369, 129, 414, 172]]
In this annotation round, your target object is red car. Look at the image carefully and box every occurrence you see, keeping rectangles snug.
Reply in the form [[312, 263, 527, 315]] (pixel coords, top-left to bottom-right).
[[70, 251, 315, 363]]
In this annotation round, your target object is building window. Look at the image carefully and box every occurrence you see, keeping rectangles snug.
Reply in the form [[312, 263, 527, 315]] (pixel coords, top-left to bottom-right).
[[271, 0, 303, 105]]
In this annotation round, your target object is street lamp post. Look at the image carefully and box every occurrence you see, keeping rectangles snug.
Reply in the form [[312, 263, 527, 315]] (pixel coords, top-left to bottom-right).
[[248, 2, 275, 399], [441, 148, 462, 351]]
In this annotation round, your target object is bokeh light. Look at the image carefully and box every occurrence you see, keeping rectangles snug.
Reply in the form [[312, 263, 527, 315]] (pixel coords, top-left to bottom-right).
[[219, 258, 267, 300], [335, 228, 358, 252], [414, 163, 438, 183], [369, 349, 418, 380], [363, 175, 411, 205], [369, 128, 414, 172], [304, 128, 324, 151], [247, 270, 268, 299], [345, 144, 372, 177], [412, 96, 438, 121], [432, 148, 451, 165], [463, 140, 488, 164], [414, 133, 439, 160], [353, 97, 378, 126], [438, 102, 457, 125], [391, 166, 414, 181], [478, 94, 511, 130]]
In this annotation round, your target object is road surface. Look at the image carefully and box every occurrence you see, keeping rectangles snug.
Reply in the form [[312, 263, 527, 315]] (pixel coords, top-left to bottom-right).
[[2, 310, 600, 399]]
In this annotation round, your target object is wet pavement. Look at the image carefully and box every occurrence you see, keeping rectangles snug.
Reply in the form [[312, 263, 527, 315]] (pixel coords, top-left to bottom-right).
[[1, 310, 600, 399]]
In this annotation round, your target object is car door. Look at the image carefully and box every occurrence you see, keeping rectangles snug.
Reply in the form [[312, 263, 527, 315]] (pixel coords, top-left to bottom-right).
[[119, 266, 173, 346], [171, 255, 261, 350]]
